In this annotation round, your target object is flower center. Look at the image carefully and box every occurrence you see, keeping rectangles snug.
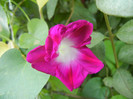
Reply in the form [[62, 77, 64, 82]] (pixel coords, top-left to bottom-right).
[[56, 38, 78, 64]]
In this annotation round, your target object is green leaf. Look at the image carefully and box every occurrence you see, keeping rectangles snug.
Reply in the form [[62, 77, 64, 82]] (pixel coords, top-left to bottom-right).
[[109, 16, 121, 29], [52, 94, 68, 99], [47, 0, 58, 20], [0, 5, 10, 38], [103, 77, 113, 88], [111, 95, 128, 99], [82, 77, 110, 99], [28, 19, 48, 41], [31, 0, 37, 4], [113, 69, 133, 98], [104, 40, 116, 74], [71, 2, 96, 28], [88, 0, 98, 14], [0, 49, 50, 99], [104, 40, 124, 75], [37, 89, 51, 99], [118, 45, 133, 64], [87, 32, 105, 48], [36, 0, 48, 11], [90, 41, 105, 61], [19, 33, 40, 48], [49, 76, 78, 94], [19, 18, 48, 48], [116, 20, 133, 44], [96, 0, 133, 17]]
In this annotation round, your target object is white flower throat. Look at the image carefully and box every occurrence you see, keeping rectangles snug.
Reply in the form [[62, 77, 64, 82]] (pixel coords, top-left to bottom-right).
[[56, 38, 78, 64]]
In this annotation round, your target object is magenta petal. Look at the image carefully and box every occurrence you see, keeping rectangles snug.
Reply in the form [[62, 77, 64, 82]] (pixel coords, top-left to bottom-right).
[[45, 36, 59, 61], [71, 47, 104, 89], [49, 24, 66, 44], [72, 62, 89, 89], [78, 46, 104, 74], [44, 24, 66, 60], [80, 36, 92, 46], [56, 64, 86, 91], [26, 20, 104, 92], [32, 60, 56, 76], [55, 45, 104, 91], [26, 45, 56, 76], [56, 65, 73, 91], [26, 45, 45, 63], [66, 20, 93, 47]]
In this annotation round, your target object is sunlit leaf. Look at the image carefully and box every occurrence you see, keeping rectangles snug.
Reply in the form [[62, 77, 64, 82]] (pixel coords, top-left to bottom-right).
[[96, 0, 133, 17], [36, 0, 48, 11], [0, 42, 9, 57]]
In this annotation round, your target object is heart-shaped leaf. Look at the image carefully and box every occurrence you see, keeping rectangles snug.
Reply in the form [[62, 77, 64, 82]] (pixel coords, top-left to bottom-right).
[[19, 18, 48, 48], [0, 49, 50, 99], [118, 45, 133, 64], [82, 77, 110, 99], [116, 20, 133, 44], [96, 0, 133, 17], [113, 69, 133, 98]]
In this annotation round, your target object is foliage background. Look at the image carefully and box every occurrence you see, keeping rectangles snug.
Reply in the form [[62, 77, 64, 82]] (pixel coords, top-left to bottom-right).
[[0, 0, 133, 99]]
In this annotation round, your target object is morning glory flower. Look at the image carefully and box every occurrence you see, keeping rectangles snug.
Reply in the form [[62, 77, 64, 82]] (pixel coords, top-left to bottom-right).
[[26, 20, 104, 91]]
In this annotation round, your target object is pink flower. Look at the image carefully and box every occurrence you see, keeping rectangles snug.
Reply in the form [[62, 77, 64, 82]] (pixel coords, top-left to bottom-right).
[[26, 20, 104, 91]]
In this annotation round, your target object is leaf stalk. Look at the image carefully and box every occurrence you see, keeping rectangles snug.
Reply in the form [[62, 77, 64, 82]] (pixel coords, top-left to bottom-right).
[[104, 14, 119, 68]]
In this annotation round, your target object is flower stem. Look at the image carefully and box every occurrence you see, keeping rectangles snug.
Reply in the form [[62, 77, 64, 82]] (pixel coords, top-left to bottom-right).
[[6, 10, 15, 42], [51, 90, 90, 99], [0, 34, 11, 42], [39, 9, 44, 20], [10, 0, 25, 42], [65, 0, 74, 26], [105, 64, 109, 77], [11, 0, 30, 21], [104, 14, 119, 68], [11, 0, 25, 24]]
